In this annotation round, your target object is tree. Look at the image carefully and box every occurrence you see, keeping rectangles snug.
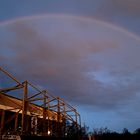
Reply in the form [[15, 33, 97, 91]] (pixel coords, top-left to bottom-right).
[[122, 128, 130, 135], [134, 128, 140, 134]]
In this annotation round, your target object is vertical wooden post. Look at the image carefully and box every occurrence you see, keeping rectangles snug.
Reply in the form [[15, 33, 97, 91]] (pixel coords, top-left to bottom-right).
[[46, 94, 50, 136], [62, 100, 66, 137], [43, 92, 46, 136], [57, 97, 60, 122], [22, 81, 28, 135], [57, 97, 61, 137], [0, 110, 5, 136]]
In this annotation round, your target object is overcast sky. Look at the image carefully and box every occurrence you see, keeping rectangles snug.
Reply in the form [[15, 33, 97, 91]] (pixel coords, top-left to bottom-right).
[[0, 0, 140, 132]]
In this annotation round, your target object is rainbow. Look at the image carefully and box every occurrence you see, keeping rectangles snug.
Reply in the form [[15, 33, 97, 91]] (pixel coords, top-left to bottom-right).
[[0, 14, 140, 42]]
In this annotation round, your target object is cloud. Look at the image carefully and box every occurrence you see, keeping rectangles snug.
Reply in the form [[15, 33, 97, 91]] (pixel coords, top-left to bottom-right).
[[95, 0, 140, 17], [92, 0, 140, 37], [0, 0, 140, 131], [1, 0, 140, 37], [0, 16, 140, 127]]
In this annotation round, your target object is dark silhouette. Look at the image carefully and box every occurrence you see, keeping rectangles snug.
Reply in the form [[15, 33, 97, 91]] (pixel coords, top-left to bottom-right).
[[87, 127, 140, 140]]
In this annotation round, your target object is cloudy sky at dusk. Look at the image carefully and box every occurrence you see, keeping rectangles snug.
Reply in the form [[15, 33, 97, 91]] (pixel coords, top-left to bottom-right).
[[0, 0, 140, 132]]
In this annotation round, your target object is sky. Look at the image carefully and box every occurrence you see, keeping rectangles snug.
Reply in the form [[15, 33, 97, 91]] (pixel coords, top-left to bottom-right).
[[0, 0, 140, 133]]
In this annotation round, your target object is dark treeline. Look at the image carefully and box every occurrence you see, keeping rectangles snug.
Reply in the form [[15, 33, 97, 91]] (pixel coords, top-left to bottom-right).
[[63, 124, 140, 140], [17, 125, 140, 140], [86, 127, 140, 140]]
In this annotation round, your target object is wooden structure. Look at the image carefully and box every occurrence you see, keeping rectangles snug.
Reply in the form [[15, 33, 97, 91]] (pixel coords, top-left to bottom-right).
[[0, 67, 81, 138]]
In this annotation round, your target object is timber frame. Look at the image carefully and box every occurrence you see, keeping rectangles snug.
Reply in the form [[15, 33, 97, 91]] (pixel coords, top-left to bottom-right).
[[0, 67, 81, 137]]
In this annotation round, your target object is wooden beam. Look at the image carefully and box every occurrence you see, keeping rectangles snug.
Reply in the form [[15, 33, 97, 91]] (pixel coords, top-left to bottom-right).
[[21, 81, 28, 134], [0, 110, 5, 135]]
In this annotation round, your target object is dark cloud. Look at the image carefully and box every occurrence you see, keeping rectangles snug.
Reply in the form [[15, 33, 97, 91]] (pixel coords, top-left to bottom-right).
[[93, 0, 140, 36], [0, 0, 140, 132], [95, 0, 140, 17], [1, 15, 140, 131], [1, 17, 140, 109], [1, 0, 140, 37], [112, 0, 140, 16]]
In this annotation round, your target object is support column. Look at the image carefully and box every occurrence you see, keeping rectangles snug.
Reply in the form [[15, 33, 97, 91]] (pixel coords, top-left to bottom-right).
[[21, 81, 28, 135], [46, 95, 50, 136], [0, 110, 5, 136], [57, 97, 61, 137], [62, 101, 66, 137], [43, 93, 47, 136]]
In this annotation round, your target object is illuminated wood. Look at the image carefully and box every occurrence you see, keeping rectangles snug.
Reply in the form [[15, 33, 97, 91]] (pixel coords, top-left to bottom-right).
[[0, 67, 81, 137], [21, 81, 28, 134]]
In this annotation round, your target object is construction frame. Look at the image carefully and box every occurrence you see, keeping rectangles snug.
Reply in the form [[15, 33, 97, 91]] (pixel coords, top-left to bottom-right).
[[0, 67, 81, 138]]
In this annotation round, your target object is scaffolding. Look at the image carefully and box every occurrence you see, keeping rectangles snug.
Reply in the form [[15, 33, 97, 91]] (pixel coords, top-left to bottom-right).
[[0, 67, 81, 138]]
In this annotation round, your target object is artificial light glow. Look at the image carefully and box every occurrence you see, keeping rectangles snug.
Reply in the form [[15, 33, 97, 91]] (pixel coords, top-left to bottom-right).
[[48, 130, 51, 135]]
